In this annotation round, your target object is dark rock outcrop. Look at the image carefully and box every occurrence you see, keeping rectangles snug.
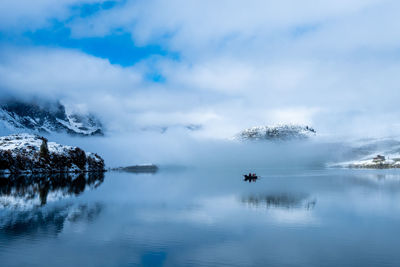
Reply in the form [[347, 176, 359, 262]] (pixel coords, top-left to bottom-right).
[[0, 134, 105, 174]]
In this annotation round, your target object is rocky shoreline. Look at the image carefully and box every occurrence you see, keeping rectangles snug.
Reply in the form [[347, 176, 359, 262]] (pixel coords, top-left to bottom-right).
[[0, 134, 105, 175]]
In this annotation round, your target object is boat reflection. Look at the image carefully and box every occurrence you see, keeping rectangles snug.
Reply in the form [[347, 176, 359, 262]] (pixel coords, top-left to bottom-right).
[[241, 193, 316, 210]]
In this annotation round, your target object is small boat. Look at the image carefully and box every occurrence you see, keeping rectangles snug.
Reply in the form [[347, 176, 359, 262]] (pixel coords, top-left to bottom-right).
[[243, 173, 258, 182]]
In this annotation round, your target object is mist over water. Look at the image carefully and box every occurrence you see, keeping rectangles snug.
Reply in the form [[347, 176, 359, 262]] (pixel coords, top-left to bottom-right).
[[43, 132, 340, 170], [2, 164, 400, 266], [2, 129, 400, 266]]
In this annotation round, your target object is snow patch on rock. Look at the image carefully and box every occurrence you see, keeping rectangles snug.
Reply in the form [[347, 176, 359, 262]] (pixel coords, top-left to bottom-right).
[[0, 101, 103, 136], [0, 134, 105, 174]]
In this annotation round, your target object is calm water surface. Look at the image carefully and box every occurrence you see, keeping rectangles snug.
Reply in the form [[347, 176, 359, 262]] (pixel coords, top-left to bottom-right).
[[1, 167, 400, 266]]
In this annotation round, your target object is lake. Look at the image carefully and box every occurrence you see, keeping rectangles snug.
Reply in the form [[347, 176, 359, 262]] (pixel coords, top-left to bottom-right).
[[1, 167, 400, 266]]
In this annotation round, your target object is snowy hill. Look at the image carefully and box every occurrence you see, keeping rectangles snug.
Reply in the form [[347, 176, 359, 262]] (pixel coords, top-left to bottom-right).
[[235, 124, 316, 141], [0, 100, 103, 136], [331, 137, 400, 169], [0, 134, 105, 174]]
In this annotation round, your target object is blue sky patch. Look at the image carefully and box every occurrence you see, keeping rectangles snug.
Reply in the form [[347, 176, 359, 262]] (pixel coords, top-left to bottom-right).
[[71, 1, 121, 18], [24, 26, 169, 66]]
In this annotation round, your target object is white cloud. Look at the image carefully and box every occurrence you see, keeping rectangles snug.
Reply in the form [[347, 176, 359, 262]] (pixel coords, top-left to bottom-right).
[[0, 0, 104, 31], [0, 46, 141, 98], [67, 0, 389, 53], [2, 0, 400, 138]]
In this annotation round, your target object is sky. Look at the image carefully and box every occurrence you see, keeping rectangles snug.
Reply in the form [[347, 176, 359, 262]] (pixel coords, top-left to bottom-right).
[[1, 0, 400, 139]]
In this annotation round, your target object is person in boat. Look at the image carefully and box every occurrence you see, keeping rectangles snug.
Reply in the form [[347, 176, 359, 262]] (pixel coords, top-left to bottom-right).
[[244, 174, 257, 183]]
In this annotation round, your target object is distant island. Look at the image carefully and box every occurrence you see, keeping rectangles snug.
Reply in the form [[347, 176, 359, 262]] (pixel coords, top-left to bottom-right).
[[0, 134, 105, 174], [111, 164, 158, 173]]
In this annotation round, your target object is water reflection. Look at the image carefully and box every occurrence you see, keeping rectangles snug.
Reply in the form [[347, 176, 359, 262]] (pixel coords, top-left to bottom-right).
[[241, 193, 316, 210], [0, 203, 103, 238], [0, 172, 104, 209], [362, 172, 400, 182], [3, 169, 400, 266], [243, 175, 258, 183]]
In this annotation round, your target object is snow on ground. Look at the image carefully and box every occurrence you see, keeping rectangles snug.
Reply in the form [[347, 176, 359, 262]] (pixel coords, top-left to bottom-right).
[[0, 134, 104, 174], [331, 153, 400, 169], [0, 133, 75, 156], [234, 124, 316, 141]]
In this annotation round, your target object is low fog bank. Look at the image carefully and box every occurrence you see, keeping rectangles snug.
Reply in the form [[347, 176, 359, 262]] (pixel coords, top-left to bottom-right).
[[0, 124, 388, 169], [41, 132, 344, 170]]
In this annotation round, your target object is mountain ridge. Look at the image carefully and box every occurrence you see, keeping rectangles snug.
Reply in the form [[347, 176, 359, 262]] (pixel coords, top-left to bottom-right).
[[0, 100, 103, 136]]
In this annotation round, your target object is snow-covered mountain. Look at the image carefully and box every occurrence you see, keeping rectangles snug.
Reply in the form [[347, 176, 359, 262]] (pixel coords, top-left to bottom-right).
[[0, 134, 105, 174], [235, 124, 316, 141], [0, 100, 103, 136]]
